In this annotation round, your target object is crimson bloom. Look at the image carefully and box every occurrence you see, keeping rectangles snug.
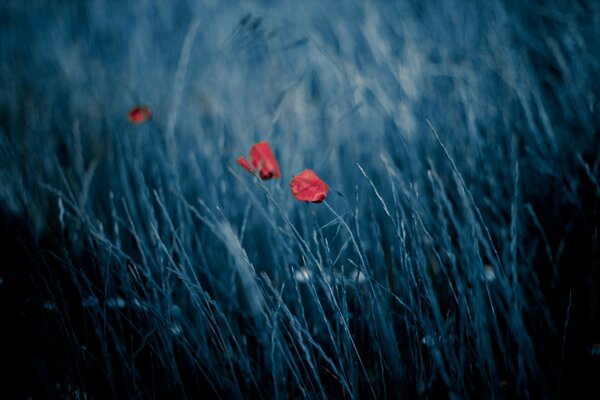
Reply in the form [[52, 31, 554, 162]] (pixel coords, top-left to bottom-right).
[[290, 169, 329, 203], [128, 105, 152, 124], [237, 141, 281, 180]]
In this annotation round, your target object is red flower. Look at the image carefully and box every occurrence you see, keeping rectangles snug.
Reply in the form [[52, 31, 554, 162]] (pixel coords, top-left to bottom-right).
[[128, 106, 152, 124], [237, 141, 281, 180], [290, 169, 328, 203]]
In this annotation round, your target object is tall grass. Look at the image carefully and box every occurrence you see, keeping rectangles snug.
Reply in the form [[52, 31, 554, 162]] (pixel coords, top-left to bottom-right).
[[0, 0, 598, 398]]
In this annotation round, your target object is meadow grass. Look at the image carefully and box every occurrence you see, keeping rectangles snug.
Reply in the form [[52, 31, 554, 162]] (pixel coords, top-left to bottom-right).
[[0, 0, 598, 398]]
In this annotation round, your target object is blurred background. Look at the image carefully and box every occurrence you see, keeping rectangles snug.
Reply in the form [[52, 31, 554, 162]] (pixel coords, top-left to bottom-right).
[[0, 0, 598, 398]]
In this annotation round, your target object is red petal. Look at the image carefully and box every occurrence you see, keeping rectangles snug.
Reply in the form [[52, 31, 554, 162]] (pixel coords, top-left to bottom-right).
[[237, 141, 281, 180], [249, 142, 281, 179], [290, 169, 329, 203], [128, 105, 152, 124], [236, 156, 253, 173]]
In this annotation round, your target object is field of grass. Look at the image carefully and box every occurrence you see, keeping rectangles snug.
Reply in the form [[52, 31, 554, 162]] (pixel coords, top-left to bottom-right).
[[0, 0, 599, 398]]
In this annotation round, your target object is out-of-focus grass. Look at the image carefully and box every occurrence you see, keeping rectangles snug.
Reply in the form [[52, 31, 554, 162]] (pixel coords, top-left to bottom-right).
[[0, 0, 598, 398]]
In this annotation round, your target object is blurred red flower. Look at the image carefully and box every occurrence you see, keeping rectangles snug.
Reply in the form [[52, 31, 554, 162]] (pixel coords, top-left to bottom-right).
[[237, 141, 281, 180], [290, 169, 328, 203], [128, 106, 152, 124]]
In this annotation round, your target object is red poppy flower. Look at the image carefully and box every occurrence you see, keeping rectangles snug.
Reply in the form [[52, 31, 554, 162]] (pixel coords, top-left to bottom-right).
[[237, 141, 281, 180], [290, 169, 328, 203], [128, 105, 152, 124]]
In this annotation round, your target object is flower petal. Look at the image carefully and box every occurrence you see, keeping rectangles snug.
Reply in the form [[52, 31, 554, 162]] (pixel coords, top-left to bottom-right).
[[128, 105, 152, 124], [249, 141, 281, 179], [237, 141, 280, 180], [236, 156, 253, 173], [290, 169, 328, 203]]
